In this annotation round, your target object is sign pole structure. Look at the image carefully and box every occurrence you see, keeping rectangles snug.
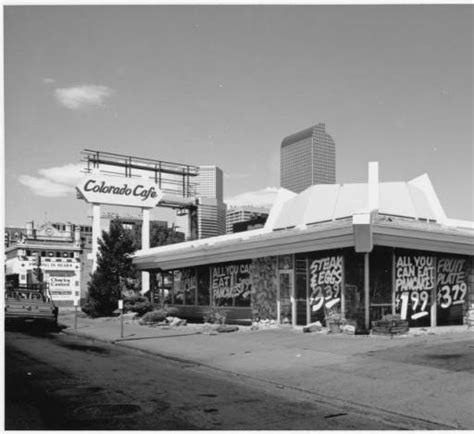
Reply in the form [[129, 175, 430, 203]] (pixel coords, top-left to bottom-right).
[[141, 208, 150, 294], [119, 299, 124, 339], [364, 253, 370, 330], [74, 298, 79, 334]]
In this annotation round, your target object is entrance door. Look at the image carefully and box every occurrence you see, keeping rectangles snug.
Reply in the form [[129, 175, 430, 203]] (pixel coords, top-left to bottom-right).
[[278, 270, 294, 325]]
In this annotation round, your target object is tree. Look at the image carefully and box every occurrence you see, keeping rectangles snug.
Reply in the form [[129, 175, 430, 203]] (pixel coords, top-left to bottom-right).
[[83, 220, 138, 317], [131, 222, 185, 250]]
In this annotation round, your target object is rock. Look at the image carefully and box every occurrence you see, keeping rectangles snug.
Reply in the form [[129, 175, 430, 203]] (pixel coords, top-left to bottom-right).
[[170, 317, 186, 327], [216, 324, 239, 333], [303, 321, 322, 333], [250, 325, 259, 331]]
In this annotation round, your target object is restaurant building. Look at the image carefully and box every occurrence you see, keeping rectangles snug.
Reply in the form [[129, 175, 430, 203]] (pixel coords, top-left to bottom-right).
[[133, 165, 474, 330]]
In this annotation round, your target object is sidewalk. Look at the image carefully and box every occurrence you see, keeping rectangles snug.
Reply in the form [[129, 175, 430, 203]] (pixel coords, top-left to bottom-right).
[[58, 311, 474, 430]]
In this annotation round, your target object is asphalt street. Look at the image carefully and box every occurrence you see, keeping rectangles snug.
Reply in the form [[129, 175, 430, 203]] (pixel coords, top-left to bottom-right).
[[4, 327, 430, 430]]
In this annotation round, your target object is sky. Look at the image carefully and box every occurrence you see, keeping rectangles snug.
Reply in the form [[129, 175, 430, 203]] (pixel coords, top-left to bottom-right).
[[4, 4, 473, 227]]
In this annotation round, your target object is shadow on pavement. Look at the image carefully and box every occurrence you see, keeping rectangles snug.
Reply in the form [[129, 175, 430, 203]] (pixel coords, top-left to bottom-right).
[[5, 321, 66, 336]]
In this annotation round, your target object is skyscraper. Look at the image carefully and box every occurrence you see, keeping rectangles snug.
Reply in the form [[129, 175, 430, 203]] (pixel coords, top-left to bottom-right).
[[195, 165, 223, 201], [280, 123, 336, 193], [176, 165, 226, 239]]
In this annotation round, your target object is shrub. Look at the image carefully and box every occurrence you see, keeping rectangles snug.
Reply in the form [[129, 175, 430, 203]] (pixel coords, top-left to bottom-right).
[[124, 294, 153, 317], [140, 309, 168, 324], [203, 307, 228, 324], [165, 306, 179, 317], [381, 313, 402, 322]]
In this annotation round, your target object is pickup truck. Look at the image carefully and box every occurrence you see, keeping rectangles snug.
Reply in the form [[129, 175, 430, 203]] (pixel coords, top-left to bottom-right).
[[5, 283, 58, 327]]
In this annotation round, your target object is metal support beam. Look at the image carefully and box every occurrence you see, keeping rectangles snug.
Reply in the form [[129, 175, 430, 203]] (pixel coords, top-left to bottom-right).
[[141, 208, 150, 294], [91, 204, 101, 273]]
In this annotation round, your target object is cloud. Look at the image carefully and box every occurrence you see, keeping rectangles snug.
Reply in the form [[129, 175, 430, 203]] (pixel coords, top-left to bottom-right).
[[54, 85, 113, 110], [38, 163, 84, 186], [43, 77, 56, 84], [19, 175, 74, 198], [225, 187, 280, 209], [19, 163, 84, 197]]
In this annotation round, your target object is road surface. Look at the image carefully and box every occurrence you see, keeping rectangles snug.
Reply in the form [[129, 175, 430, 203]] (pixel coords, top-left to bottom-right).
[[5, 327, 429, 430]]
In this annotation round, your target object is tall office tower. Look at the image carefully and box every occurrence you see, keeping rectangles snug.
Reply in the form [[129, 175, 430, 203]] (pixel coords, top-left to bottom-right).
[[226, 206, 270, 234], [280, 123, 336, 194], [197, 197, 227, 238], [195, 165, 223, 201], [176, 165, 226, 239]]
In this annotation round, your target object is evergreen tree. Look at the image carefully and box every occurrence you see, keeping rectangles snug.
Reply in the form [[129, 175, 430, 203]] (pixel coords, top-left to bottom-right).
[[83, 220, 138, 317]]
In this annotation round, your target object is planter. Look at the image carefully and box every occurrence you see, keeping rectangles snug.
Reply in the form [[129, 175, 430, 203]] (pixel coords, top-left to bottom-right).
[[328, 321, 341, 333]]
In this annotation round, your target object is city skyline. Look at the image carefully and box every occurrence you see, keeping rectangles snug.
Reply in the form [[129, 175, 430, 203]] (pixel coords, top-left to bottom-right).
[[4, 5, 473, 226]]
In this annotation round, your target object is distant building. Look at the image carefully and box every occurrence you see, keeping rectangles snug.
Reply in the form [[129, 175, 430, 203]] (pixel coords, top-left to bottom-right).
[[52, 222, 93, 299], [176, 165, 227, 239], [280, 123, 336, 193], [226, 206, 270, 234], [96, 214, 168, 233], [5, 222, 83, 307], [195, 165, 224, 202], [233, 215, 268, 233]]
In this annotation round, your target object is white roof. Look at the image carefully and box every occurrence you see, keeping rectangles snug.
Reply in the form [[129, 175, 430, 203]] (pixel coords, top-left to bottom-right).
[[133, 173, 473, 263], [266, 174, 449, 230]]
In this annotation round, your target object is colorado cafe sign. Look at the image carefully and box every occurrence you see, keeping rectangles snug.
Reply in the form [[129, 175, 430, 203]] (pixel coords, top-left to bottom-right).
[[76, 174, 164, 208], [76, 173, 164, 288]]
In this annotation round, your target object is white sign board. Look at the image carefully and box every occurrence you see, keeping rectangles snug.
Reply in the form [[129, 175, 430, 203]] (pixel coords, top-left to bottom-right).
[[76, 174, 164, 208]]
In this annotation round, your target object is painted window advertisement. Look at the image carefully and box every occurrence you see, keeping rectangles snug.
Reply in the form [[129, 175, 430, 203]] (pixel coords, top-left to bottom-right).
[[309, 255, 343, 322], [173, 268, 196, 305], [211, 261, 251, 307], [395, 255, 434, 326], [436, 257, 467, 326]]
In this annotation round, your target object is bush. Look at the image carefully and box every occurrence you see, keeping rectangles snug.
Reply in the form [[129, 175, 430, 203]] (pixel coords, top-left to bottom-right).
[[381, 313, 401, 322], [164, 306, 179, 317], [124, 294, 153, 317], [203, 307, 228, 324], [140, 309, 168, 324]]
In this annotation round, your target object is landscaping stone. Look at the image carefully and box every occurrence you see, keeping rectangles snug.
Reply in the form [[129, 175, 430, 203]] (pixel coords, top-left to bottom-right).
[[303, 321, 322, 333], [216, 324, 239, 333]]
